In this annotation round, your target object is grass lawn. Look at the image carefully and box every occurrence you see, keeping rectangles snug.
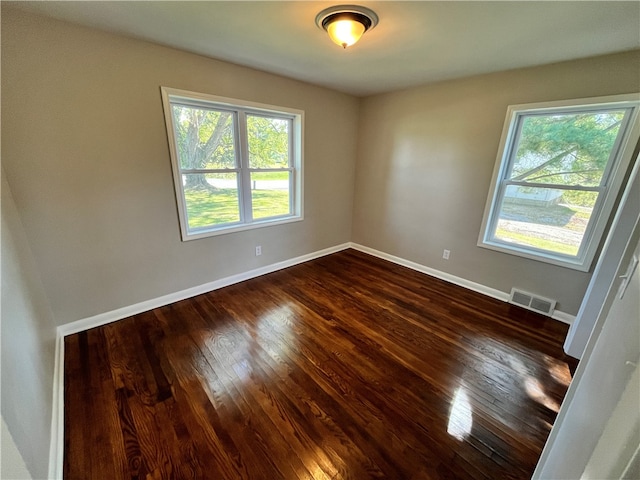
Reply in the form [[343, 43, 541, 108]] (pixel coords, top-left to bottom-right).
[[185, 187, 289, 229], [499, 202, 591, 230], [252, 171, 289, 181], [495, 202, 592, 255], [495, 227, 579, 255]]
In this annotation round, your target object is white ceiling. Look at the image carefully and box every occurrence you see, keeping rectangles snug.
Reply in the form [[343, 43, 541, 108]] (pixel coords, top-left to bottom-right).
[[8, 1, 640, 96]]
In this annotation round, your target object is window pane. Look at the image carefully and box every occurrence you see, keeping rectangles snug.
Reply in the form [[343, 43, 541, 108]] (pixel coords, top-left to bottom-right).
[[183, 173, 240, 229], [250, 172, 290, 219], [509, 110, 626, 186], [171, 105, 236, 169], [493, 187, 599, 256], [247, 115, 290, 169]]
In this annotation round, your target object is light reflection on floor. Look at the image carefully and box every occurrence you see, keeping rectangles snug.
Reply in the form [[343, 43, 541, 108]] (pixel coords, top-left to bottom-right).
[[544, 355, 573, 387], [464, 336, 574, 425], [508, 355, 564, 413], [447, 386, 473, 441], [256, 304, 295, 355], [196, 304, 297, 394], [524, 377, 560, 412]]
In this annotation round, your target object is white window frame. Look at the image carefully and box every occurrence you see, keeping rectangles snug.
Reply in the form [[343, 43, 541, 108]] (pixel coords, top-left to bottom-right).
[[478, 94, 640, 271], [161, 87, 304, 241]]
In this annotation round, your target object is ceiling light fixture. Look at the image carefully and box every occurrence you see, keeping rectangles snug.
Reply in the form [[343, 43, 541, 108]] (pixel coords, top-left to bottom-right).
[[315, 5, 379, 49]]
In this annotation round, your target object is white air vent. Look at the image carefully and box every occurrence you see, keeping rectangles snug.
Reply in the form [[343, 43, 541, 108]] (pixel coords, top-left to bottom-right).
[[509, 288, 556, 316]]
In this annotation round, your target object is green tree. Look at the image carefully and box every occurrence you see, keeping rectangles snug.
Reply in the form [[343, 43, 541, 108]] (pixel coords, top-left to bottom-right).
[[511, 111, 625, 187], [172, 108, 290, 191], [247, 115, 289, 168], [172, 105, 234, 191]]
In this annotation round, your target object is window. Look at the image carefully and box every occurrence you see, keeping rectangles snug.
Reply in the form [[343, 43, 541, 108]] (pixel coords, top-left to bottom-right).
[[479, 95, 639, 271], [161, 87, 303, 240]]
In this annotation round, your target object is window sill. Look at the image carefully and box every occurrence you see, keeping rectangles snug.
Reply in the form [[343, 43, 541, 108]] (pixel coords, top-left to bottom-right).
[[181, 214, 304, 241], [477, 239, 591, 272]]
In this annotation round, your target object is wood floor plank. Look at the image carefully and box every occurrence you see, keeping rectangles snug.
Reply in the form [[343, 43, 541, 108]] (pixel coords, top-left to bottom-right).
[[64, 249, 577, 479], [202, 288, 397, 479], [196, 296, 394, 479], [63, 335, 87, 478]]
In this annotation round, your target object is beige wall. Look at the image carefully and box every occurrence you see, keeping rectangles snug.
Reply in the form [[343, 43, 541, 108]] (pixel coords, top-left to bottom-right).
[[1, 417, 33, 480], [3, 10, 639, 322], [2, 8, 638, 476], [1, 173, 57, 479], [353, 50, 640, 315], [1, 9, 359, 325]]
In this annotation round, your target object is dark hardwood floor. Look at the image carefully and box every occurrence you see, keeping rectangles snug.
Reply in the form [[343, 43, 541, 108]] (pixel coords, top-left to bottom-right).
[[64, 249, 577, 479]]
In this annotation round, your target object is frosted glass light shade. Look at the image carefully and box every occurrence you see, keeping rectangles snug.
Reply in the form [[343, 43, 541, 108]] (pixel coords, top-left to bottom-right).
[[316, 6, 379, 49], [326, 18, 366, 48]]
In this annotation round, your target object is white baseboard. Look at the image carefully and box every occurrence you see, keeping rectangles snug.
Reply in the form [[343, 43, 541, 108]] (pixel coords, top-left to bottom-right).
[[551, 311, 576, 325], [49, 240, 574, 477], [58, 243, 351, 337], [48, 333, 65, 479], [348, 242, 575, 325], [49, 242, 350, 478], [349, 242, 510, 301]]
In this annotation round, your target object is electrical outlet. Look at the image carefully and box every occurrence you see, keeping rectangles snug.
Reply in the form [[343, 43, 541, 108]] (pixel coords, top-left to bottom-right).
[[255, 245, 262, 256], [443, 249, 450, 260]]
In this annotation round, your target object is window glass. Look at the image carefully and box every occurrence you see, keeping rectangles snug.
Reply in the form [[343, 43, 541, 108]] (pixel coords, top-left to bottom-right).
[[171, 105, 236, 170], [162, 88, 303, 240], [182, 173, 240, 230], [247, 115, 290, 169], [493, 187, 599, 257], [508, 111, 625, 186], [479, 96, 639, 270], [250, 171, 291, 219]]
